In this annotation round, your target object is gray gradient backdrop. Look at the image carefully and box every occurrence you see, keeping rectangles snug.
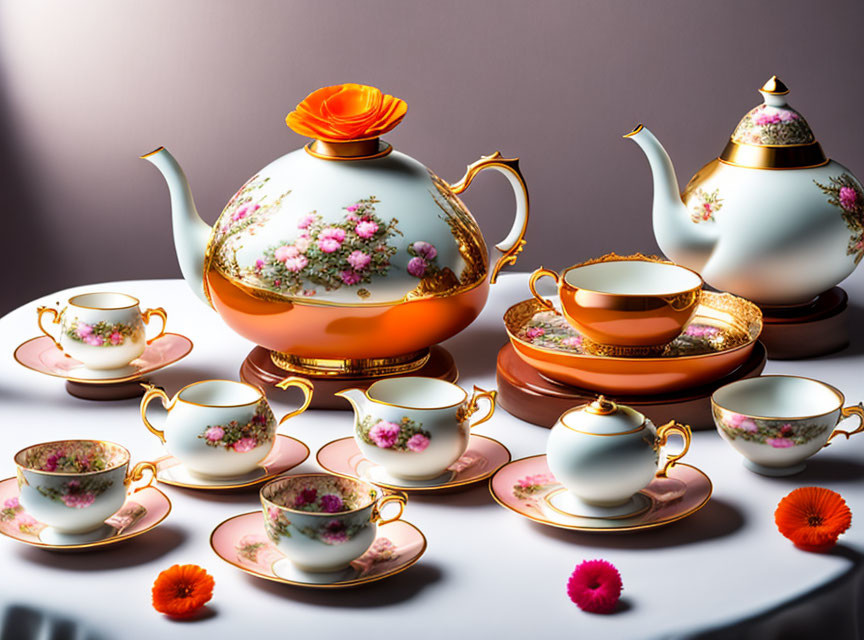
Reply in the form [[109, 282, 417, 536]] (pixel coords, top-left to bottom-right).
[[1, 0, 863, 314]]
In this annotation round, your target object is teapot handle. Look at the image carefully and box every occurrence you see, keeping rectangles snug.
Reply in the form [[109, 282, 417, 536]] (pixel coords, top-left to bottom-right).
[[449, 152, 529, 284]]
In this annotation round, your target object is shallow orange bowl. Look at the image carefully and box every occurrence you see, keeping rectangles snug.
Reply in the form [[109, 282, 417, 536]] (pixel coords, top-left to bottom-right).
[[504, 291, 762, 395]]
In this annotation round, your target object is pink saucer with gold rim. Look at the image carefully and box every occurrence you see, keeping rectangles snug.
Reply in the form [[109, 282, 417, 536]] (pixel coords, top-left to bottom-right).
[[210, 512, 426, 588], [0, 477, 171, 550], [316, 434, 511, 492], [13, 333, 193, 384], [489, 455, 712, 532], [156, 434, 310, 491]]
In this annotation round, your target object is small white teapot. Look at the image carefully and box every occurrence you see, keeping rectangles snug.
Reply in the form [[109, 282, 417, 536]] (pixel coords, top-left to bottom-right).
[[547, 396, 691, 515]]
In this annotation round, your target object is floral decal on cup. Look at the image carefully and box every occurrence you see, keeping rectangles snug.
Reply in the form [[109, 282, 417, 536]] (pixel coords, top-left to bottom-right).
[[357, 415, 432, 452], [264, 507, 293, 544], [714, 408, 829, 448], [248, 197, 400, 298], [688, 188, 724, 224], [198, 400, 275, 453], [34, 477, 114, 509], [21, 441, 119, 473], [731, 104, 814, 146], [815, 174, 864, 264], [512, 473, 557, 504], [64, 318, 141, 347], [298, 519, 369, 546], [0, 498, 41, 536]]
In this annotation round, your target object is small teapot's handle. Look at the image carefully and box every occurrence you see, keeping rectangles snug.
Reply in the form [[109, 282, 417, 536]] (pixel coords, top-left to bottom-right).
[[655, 421, 692, 478], [449, 152, 529, 284], [825, 403, 864, 446]]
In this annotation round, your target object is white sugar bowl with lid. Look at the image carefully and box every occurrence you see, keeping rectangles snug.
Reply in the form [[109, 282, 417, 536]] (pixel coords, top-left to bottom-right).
[[546, 396, 692, 517]]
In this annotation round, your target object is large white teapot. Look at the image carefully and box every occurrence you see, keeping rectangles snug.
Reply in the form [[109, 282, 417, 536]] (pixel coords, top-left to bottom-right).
[[627, 76, 863, 306], [142, 84, 528, 376]]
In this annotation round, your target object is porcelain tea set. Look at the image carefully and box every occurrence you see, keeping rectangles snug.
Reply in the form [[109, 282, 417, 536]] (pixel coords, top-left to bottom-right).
[[5, 78, 864, 586]]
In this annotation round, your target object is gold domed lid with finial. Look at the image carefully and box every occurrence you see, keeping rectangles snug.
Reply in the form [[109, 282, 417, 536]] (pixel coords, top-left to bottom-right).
[[719, 76, 828, 170], [559, 395, 647, 435]]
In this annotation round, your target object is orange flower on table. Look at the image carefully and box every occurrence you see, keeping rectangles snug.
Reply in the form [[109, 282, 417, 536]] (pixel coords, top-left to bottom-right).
[[774, 487, 852, 552], [286, 84, 407, 142], [152, 564, 215, 617]]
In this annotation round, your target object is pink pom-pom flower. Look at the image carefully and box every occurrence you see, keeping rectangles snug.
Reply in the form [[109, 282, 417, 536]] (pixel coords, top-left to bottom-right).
[[566, 559, 622, 613]]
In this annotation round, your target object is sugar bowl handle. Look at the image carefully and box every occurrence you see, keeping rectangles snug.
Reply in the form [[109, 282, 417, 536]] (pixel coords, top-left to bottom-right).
[[655, 421, 692, 478], [528, 267, 560, 313], [139, 384, 171, 443], [449, 152, 529, 284], [36, 306, 64, 352], [142, 307, 168, 345], [371, 491, 407, 525], [275, 377, 315, 424], [826, 403, 864, 445]]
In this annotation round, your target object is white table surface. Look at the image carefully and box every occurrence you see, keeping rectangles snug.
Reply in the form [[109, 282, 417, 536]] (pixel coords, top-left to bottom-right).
[[1, 273, 863, 640]]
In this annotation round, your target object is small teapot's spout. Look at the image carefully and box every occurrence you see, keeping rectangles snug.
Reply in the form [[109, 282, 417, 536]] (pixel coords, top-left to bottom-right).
[[140, 147, 213, 307], [334, 388, 367, 415], [624, 125, 717, 272]]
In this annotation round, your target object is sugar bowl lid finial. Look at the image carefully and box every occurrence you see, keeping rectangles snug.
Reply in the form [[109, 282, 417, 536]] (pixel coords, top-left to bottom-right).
[[585, 395, 618, 415]]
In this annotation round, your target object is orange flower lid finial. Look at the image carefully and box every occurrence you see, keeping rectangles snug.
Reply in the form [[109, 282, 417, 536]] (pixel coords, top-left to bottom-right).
[[286, 84, 408, 143]]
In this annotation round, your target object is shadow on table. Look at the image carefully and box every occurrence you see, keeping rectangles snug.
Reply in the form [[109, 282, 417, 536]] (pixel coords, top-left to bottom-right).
[[529, 497, 745, 549], [17, 524, 186, 571], [756, 455, 864, 484], [1, 605, 110, 640], [687, 544, 864, 640], [406, 483, 497, 508], [242, 561, 443, 607]]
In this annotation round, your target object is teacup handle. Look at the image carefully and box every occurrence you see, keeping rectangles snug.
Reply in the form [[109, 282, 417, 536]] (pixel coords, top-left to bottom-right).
[[275, 377, 315, 424], [140, 384, 171, 443], [826, 403, 864, 446], [126, 461, 158, 493], [465, 386, 498, 428], [371, 492, 407, 525], [142, 307, 168, 345], [528, 267, 560, 313], [36, 306, 64, 352], [655, 421, 692, 478]]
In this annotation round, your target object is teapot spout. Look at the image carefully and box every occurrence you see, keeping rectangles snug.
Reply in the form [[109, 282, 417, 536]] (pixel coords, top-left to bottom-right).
[[140, 147, 213, 307], [624, 125, 717, 272], [334, 387, 368, 415]]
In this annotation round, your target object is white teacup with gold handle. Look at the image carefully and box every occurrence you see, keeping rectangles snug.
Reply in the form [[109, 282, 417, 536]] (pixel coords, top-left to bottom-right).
[[140, 378, 313, 478], [14, 439, 157, 539], [37, 292, 167, 370]]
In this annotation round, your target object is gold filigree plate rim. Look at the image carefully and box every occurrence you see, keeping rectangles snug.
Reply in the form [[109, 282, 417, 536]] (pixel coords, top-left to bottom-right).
[[0, 479, 172, 550], [154, 435, 310, 491], [488, 457, 713, 533], [315, 434, 512, 493], [504, 291, 762, 363], [12, 333, 194, 385], [209, 514, 427, 588]]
